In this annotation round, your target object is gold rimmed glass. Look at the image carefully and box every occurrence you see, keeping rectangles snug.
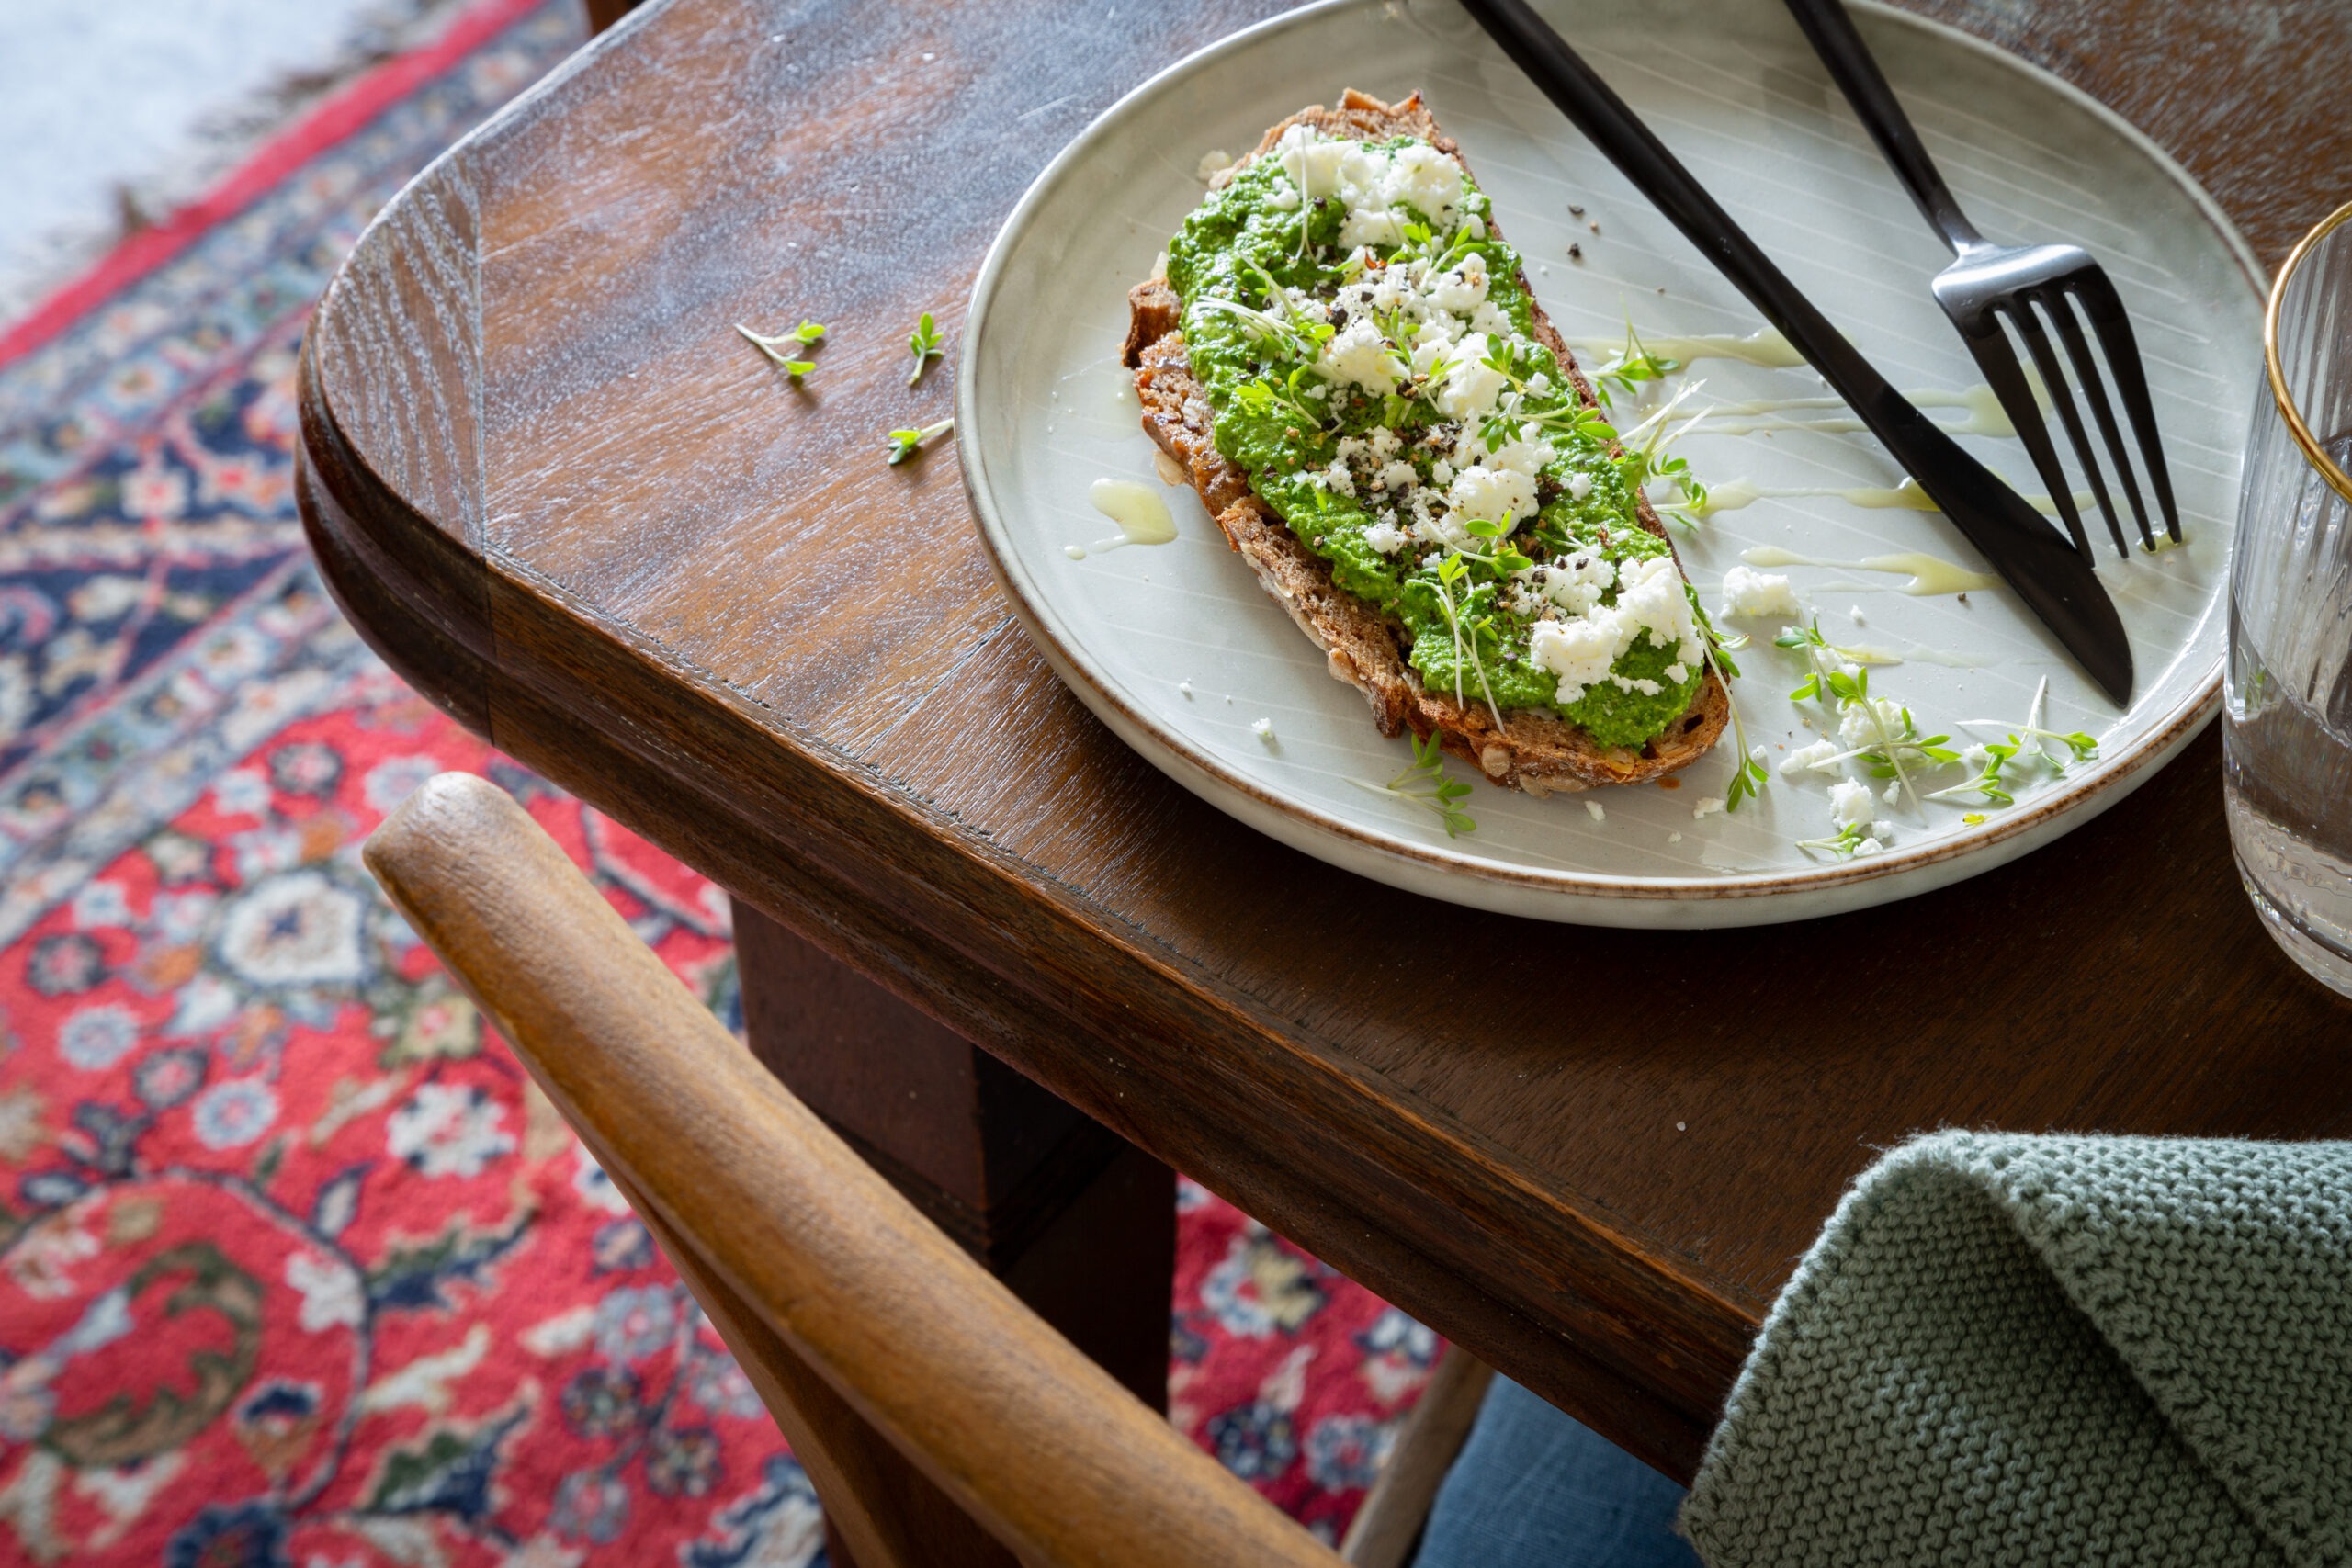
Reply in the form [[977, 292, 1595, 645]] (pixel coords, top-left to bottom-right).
[[2225, 200, 2352, 997]]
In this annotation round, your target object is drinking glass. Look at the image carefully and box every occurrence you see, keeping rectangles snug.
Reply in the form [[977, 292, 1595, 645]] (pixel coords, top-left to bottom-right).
[[2225, 200, 2352, 997]]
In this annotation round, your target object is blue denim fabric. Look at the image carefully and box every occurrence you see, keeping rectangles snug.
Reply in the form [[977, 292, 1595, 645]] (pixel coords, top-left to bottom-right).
[[1411, 1378, 1701, 1568]]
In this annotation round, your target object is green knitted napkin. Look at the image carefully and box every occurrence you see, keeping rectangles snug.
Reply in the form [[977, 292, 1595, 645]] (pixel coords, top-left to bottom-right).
[[1682, 1132, 2352, 1567]]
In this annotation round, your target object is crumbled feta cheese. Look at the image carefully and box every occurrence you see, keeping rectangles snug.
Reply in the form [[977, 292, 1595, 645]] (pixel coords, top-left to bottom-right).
[[1585, 799, 1606, 823], [1379, 460, 1419, 494], [1529, 615, 1621, 703], [1382, 141, 1465, 222], [1179, 681, 1193, 697], [1527, 554, 1702, 705], [1527, 372, 1555, 396], [1849, 605, 1867, 625], [1750, 745, 1769, 766], [1780, 739, 1841, 776], [1717, 566, 1799, 619], [1857, 836, 1883, 856], [1428, 254, 1490, 314], [1883, 779, 1901, 805], [1338, 204, 1404, 249], [1521, 552, 1614, 618], [1430, 458, 1454, 485], [1871, 819, 1894, 840], [1363, 521, 1408, 556], [1446, 461, 1539, 526], [1692, 795, 1726, 819], [1838, 697, 1906, 749], [1316, 318, 1399, 394], [1274, 125, 1351, 200], [1664, 663, 1689, 683], [1567, 471, 1593, 501], [1252, 717, 1275, 742], [1410, 320, 1461, 367], [1668, 830, 1683, 842], [1484, 437, 1550, 478], [1194, 149, 1232, 182], [1829, 778, 1873, 828], [1434, 333, 1510, 421]]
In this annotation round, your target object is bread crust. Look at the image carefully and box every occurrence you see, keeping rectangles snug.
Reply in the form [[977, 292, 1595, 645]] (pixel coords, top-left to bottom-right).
[[1125, 90, 1729, 795]]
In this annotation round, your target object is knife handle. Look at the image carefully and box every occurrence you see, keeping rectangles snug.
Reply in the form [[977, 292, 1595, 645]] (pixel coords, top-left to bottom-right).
[[1780, 0, 1983, 252], [1456, 0, 1895, 419]]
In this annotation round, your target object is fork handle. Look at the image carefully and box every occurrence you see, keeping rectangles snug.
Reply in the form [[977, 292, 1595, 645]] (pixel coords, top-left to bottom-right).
[[1781, 0, 1984, 252]]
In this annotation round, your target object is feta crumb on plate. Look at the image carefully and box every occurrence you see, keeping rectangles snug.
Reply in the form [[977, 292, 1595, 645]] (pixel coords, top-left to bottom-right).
[[1691, 795, 1726, 820], [1829, 778, 1873, 827], [1718, 565, 1799, 618], [1251, 717, 1274, 742], [1781, 739, 1841, 776], [1585, 800, 1606, 823]]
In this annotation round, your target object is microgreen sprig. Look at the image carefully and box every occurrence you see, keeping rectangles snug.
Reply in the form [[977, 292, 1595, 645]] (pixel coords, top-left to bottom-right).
[[1959, 680, 2098, 769], [885, 417, 955, 466], [907, 311, 944, 386], [1592, 318, 1680, 408], [1617, 380, 1710, 518], [1924, 738, 2019, 807], [1701, 612, 1769, 812], [1776, 618, 1943, 807], [1796, 820, 1872, 860], [1430, 553, 1508, 732], [1374, 729, 1477, 838], [737, 319, 826, 378], [1935, 679, 2098, 807]]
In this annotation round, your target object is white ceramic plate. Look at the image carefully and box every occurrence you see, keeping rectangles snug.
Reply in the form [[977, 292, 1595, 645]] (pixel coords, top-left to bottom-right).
[[957, 0, 2262, 928]]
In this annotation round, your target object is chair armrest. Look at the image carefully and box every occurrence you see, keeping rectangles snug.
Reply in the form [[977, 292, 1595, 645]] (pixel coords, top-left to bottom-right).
[[364, 773, 1338, 1568]]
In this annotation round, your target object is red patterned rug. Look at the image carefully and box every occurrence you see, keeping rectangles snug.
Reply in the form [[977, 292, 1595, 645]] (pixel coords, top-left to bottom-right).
[[0, 4, 1434, 1562]]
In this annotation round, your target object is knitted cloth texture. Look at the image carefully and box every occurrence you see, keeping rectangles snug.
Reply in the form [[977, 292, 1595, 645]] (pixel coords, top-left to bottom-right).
[[1682, 1131, 2352, 1567]]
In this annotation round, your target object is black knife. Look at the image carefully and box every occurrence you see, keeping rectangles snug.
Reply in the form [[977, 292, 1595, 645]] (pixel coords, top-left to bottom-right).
[[1457, 0, 2134, 705]]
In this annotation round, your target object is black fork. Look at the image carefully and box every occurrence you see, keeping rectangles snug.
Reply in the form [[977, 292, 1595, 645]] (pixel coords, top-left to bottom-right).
[[1784, 0, 2180, 559]]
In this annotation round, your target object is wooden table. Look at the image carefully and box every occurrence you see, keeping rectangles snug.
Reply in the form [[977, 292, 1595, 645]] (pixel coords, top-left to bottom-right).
[[298, 0, 2352, 1494]]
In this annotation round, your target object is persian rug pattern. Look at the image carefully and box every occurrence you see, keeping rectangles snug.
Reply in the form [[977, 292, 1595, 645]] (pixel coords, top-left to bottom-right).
[[0, 5, 1435, 1562]]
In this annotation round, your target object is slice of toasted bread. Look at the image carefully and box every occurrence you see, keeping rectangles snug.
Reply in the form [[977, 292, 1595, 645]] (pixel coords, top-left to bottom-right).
[[1125, 90, 1728, 795]]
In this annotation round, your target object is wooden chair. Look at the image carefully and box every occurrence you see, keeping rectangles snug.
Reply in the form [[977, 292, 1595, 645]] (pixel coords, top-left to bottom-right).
[[363, 773, 1493, 1568]]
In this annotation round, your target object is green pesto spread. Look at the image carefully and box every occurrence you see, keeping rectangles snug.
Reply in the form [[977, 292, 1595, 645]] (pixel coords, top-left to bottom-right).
[[1166, 126, 1707, 750]]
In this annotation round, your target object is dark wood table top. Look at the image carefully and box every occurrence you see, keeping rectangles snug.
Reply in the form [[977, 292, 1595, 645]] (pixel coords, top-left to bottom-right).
[[296, 0, 2352, 1479]]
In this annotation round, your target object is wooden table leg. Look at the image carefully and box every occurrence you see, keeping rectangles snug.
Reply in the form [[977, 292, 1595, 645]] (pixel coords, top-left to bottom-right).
[[729, 899, 1177, 1562]]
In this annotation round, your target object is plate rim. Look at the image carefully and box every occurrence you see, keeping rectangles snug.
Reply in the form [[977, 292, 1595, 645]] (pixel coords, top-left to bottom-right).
[[956, 0, 2264, 909]]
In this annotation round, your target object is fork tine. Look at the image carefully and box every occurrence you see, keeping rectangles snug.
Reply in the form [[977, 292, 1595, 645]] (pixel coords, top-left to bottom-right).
[[2045, 288, 2154, 551], [2066, 268, 2181, 544], [1960, 315, 2094, 562], [2007, 296, 2129, 558]]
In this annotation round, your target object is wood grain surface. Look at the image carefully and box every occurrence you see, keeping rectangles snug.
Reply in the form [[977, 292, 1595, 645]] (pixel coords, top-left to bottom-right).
[[299, 0, 2352, 1481]]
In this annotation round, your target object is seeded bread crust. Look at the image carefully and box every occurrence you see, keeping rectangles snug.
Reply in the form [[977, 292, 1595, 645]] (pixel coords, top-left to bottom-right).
[[1125, 90, 1729, 795]]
